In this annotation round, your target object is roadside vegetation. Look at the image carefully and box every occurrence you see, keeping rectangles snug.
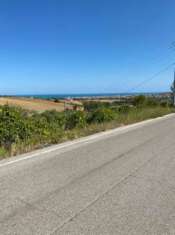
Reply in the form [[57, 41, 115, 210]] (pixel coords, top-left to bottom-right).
[[0, 95, 174, 158]]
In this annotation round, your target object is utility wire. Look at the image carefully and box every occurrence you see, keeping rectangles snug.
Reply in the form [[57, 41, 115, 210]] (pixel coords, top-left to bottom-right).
[[126, 62, 175, 93]]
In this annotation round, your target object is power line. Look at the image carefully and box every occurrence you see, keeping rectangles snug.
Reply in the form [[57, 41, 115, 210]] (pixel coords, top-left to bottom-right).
[[169, 41, 175, 50], [126, 62, 175, 93]]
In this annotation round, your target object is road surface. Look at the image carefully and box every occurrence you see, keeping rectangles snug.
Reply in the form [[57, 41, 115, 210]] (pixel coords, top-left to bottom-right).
[[1, 114, 175, 235]]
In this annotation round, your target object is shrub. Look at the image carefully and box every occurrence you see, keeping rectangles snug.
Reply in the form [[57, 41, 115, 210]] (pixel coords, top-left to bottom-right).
[[160, 101, 168, 107], [83, 101, 110, 112], [65, 111, 87, 129], [41, 110, 65, 129], [87, 108, 115, 123], [145, 97, 159, 107], [0, 102, 173, 158], [0, 105, 31, 152], [0, 147, 8, 158], [118, 105, 131, 113], [133, 95, 146, 107], [28, 114, 64, 144]]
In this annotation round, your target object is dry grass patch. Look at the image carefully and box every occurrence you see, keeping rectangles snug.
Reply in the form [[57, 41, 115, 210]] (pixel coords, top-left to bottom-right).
[[0, 97, 65, 112]]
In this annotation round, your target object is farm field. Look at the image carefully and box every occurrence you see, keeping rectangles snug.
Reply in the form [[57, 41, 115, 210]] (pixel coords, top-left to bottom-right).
[[0, 97, 66, 112]]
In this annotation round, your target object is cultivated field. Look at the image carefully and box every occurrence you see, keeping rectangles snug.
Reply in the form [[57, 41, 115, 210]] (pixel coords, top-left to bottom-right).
[[0, 97, 67, 112]]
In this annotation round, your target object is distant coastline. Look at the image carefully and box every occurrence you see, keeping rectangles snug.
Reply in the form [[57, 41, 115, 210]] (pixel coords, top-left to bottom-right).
[[2, 92, 170, 100]]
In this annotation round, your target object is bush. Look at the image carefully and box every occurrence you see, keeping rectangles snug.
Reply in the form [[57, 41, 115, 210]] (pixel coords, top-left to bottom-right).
[[160, 101, 169, 107], [65, 111, 87, 129], [87, 108, 115, 124], [118, 105, 131, 113], [0, 102, 173, 158], [145, 97, 159, 107], [41, 110, 65, 129], [0, 147, 8, 158], [133, 95, 146, 107], [83, 101, 110, 112], [0, 105, 31, 152]]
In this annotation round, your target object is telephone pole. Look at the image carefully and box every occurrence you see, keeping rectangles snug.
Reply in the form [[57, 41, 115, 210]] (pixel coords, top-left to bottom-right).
[[171, 69, 175, 106]]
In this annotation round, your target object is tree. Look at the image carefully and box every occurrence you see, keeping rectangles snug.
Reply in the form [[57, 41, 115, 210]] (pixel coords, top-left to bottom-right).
[[171, 77, 175, 106]]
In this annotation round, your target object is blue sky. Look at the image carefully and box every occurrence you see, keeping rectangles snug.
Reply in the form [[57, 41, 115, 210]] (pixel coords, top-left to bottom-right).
[[0, 0, 175, 94]]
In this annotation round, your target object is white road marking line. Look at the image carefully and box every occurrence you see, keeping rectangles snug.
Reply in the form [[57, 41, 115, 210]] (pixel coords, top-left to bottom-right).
[[0, 113, 174, 168]]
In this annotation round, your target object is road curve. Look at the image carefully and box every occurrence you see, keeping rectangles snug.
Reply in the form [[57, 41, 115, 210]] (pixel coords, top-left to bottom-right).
[[0, 114, 175, 235]]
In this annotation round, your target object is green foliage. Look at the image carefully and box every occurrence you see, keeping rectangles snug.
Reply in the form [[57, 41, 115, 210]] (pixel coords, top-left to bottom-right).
[[0, 106, 66, 155], [160, 101, 169, 107], [83, 101, 110, 112], [145, 97, 159, 107], [65, 111, 86, 129], [0, 105, 31, 152], [118, 104, 131, 113], [87, 108, 115, 123], [0, 147, 8, 158], [41, 110, 65, 129], [0, 102, 174, 158], [132, 95, 163, 108], [133, 95, 146, 107]]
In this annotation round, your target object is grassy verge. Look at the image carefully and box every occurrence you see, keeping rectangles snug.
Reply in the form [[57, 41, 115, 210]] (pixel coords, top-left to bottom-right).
[[0, 105, 174, 159], [66, 106, 174, 139]]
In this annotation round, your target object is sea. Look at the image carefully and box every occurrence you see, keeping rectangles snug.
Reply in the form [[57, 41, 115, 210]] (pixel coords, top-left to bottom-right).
[[13, 92, 165, 99]]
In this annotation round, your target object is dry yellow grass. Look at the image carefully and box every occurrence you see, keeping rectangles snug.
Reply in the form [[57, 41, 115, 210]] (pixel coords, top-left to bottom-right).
[[0, 97, 65, 112]]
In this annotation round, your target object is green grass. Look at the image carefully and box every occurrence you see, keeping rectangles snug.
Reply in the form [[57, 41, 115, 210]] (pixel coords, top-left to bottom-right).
[[117, 106, 174, 124], [65, 106, 175, 140]]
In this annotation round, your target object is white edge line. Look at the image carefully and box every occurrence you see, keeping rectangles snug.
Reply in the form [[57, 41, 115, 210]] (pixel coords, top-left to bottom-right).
[[0, 113, 174, 168]]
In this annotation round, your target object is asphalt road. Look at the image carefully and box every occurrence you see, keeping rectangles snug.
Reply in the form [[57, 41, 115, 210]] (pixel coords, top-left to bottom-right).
[[1, 114, 175, 235]]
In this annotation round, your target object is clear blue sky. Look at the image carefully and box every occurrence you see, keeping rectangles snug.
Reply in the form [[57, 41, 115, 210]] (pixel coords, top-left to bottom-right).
[[0, 0, 175, 95]]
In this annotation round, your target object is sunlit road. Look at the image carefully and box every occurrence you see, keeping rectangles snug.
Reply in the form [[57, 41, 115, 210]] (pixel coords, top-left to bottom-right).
[[1, 114, 175, 235]]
